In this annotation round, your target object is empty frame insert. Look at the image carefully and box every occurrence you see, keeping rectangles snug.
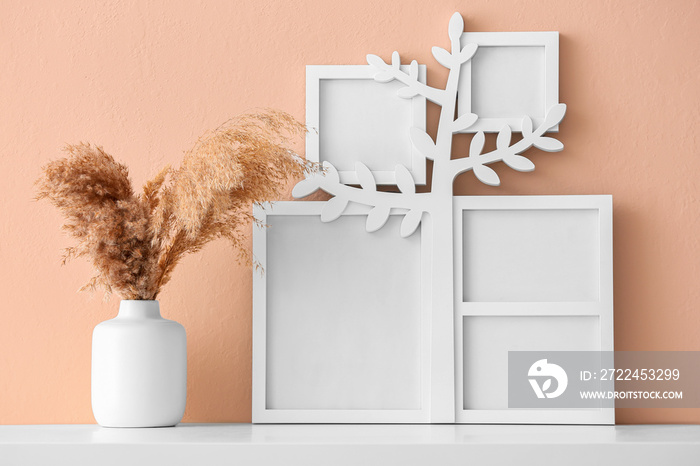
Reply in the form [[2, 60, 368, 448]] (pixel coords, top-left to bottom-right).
[[454, 196, 613, 424], [306, 65, 428, 185], [252, 202, 431, 423], [457, 32, 559, 133]]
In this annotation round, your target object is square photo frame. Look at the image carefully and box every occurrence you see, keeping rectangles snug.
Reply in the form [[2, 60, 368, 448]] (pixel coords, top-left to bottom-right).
[[252, 202, 432, 423], [457, 32, 559, 133], [306, 65, 427, 185]]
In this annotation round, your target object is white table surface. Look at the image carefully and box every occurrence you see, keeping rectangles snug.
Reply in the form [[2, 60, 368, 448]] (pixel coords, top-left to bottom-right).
[[1, 423, 699, 465]]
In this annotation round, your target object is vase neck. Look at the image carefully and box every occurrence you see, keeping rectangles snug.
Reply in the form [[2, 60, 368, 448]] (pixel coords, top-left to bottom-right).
[[118, 300, 161, 319]]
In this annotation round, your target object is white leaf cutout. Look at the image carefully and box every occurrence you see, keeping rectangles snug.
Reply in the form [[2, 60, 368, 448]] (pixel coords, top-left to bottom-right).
[[544, 103, 567, 128], [522, 115, 533, 137], [409, 60, 418, 78], [322, 161, 340, 184], [409, 127, 436, 160], [459, 43, 478, 62], [394, 165, 415, 194], [355, 162, 376, 191], [397, 87, 419, 99], [453, 113, 478, 132], [534, 137, 564, 152], [391, 51, 400, 68], [503, 155, 535, 172], [366, 206, 391, 233], [400, 209, 422, 238], [320, 197, 348, 223], [469, 131, 485, 158], [496, 125, 512, 150], [542, 379, 552, 392], [432, 46, 454, 69], [373, 71, 394, 83], [291, 178, 319, 198], [366, 54, 386, 69], [473, 164, 500, 186], [448, 12, 464, 43]]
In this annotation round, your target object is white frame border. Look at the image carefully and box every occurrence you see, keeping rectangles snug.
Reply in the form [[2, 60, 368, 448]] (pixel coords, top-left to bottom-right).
[[306, 65, 428, 185], [453, 195, 614, 425], [252, 201, 432, 423], [457, 32, 559, 133]]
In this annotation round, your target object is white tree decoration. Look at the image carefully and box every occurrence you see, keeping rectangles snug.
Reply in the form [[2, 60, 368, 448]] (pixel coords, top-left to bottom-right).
[[291, 12, 567, 422]]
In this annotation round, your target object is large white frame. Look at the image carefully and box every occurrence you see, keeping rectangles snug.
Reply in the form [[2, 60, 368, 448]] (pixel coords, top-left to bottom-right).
[[453, 195, 614, 424], [252, 201, 432, 423], [306, 65, 428, 185], [253, 196, 612, 424], [457, 32, 559, 133]]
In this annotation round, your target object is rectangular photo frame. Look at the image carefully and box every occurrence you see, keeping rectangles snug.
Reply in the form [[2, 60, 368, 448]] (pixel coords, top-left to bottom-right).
[[252, 201, 432, 423], [306, 65, 427, 185], [453, 195, 614, 424], [457, 32, 559, 133]]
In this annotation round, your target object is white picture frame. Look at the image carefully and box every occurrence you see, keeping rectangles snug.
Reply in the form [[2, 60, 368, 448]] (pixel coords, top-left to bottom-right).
[[252, 201, 432, 423], [457, 32, 559, 133], [253, 196, 612, 425], [306, 65, 428, 185], [285, 15, 599, 425], [453, 195, 614, 424]]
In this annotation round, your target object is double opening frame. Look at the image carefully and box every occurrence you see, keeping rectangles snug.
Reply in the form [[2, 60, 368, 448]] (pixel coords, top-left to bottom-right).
[[252, 196, 613, 424]]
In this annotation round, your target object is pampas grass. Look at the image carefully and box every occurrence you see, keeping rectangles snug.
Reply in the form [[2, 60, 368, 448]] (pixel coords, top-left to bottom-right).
[[36, 110, 312, 300]]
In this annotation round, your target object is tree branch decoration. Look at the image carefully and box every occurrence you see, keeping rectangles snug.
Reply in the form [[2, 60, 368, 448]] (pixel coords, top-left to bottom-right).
[[36, 110, 312, 300], [292, 13, 567, 236]]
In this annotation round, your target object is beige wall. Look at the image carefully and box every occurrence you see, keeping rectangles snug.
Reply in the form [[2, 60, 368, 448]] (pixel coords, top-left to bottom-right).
[[1, 0, 699, 424]]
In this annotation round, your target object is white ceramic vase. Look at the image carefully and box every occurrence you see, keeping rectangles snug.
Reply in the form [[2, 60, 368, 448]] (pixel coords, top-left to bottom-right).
[[91, 300, 187, 427]]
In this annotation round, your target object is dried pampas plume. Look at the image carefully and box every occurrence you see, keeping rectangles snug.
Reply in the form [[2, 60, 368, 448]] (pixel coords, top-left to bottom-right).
[[36, 110, 313, 300]]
